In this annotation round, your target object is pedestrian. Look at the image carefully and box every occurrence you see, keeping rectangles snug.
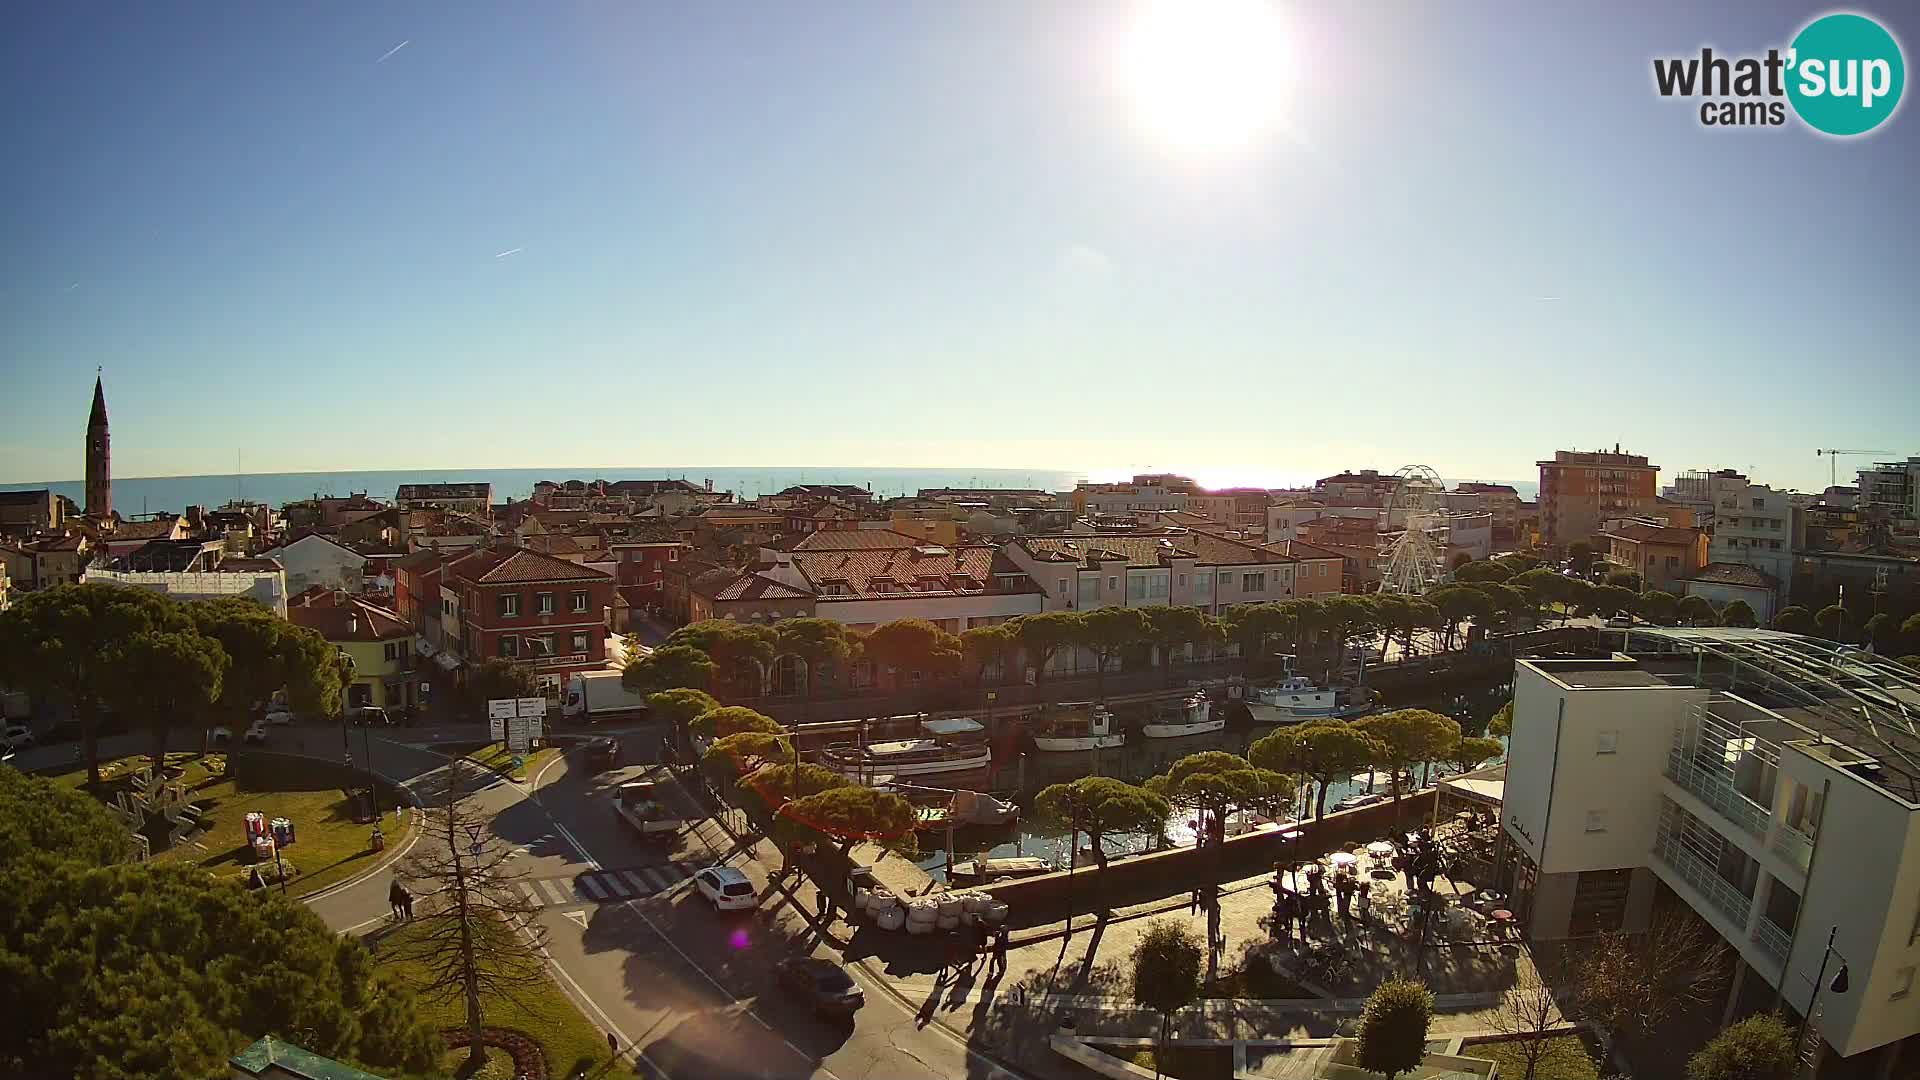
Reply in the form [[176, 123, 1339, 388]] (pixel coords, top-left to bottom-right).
[[388, 879, 407, 920], [1357, 883, 1372, 923], [992, 925, 1009, 976], [607, 1031, 620, 1061], [946, 931, 967, 973], [1190, 887, 1201, 915], [248, 867, 267, 894]]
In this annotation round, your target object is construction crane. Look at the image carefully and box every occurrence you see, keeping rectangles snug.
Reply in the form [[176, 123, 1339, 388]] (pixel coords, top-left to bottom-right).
[[1815, 448, 1900, 488]]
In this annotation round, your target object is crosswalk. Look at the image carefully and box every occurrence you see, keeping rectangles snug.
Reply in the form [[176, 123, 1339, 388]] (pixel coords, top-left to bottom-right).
[[517, 863, 695, 907]]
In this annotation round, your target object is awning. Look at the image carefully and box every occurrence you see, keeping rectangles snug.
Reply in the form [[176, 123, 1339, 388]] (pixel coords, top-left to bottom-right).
[[434, 651, 462, 671], [1439, 763, 1506, 807], [414, 635, 437, 658]]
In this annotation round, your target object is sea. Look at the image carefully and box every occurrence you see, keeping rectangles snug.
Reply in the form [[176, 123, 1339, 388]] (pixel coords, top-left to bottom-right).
[[5, 467, 1537, 514]]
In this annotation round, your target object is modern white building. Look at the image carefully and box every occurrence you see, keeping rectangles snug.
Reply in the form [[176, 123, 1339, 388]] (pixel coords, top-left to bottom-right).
[[1664, 468, 1749, 528], [1502, 630, 1920, 1075], [1857, 458, 1920, 524], [83, 567, 289, 617], [259, 532, 364, 596], [1708, 482, 1800, 605]]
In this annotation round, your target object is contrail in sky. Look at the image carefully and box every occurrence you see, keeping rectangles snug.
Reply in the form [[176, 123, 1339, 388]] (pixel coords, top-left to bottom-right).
[[494, 248, 524, 259], [376, 40, 410, 64]]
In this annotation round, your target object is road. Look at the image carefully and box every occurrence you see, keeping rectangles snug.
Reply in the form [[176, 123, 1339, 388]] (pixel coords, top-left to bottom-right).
[[302, 722, 1010, 1080]]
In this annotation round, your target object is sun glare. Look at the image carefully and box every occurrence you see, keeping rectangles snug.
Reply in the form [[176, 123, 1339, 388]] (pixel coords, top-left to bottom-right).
[[1119, 0, 1290, 156]]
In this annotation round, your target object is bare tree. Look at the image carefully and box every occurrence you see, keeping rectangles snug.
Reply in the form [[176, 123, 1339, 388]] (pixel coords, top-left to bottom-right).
[[388, 762, 549, 1073], [1489, 973, 1563, 1080], [1574, 909, 1726, 1060]]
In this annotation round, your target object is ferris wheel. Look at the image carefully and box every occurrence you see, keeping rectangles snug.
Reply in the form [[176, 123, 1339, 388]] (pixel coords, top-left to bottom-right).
[[1377, 465, 1450, 596]]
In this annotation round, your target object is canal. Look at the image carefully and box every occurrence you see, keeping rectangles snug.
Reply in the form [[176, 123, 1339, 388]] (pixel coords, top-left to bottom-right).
[[911, 673, 1513, 881]]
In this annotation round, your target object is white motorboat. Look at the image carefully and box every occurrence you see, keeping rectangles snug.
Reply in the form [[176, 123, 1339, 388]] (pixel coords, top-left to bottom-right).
[[820, 716, 992, 779], [1245, 676, 1374, 723], [949, 856, 1055, 883], [1141, 694, 1225, 739], [1030, 702, 1125, 752]]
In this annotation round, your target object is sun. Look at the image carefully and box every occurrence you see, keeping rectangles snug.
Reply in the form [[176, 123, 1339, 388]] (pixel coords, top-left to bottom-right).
[[1118, 0, 1290, 156]]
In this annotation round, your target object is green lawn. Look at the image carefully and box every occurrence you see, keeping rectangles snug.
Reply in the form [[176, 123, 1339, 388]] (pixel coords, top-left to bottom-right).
[[1467, 1034, 1602, 1080], [377, 918, 612, 1080], [50, 753, 414, 899], [461, 743, 560, 783]]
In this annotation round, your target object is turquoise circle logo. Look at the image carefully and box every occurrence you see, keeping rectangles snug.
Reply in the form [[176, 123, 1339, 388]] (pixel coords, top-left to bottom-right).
[[1786, 13, 1905, 136]]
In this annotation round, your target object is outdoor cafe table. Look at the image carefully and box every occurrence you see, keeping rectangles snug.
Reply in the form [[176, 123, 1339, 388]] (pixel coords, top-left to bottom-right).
[[1365, 841, 1395, 858], [1329, 852, 1359, 873]]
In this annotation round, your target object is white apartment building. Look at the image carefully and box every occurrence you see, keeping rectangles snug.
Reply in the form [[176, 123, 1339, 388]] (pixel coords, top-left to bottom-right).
[[1664, 468, 1750, 528], [83, 567, 289, 617], [259, 532, 364, 596], [1858, 458, 1920, 524], [1708, 482, 1800, 606], [1503, 630, 1920, 1075], [1073, 475, 1196, 516], [1004, 532, 1296, 616]]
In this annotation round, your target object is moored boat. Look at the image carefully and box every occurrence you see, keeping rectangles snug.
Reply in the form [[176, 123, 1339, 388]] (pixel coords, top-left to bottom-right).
[[1245, 676, 1374, 723], [949, 856, 1055, 884], [819, 716, 992, 779], [1141, 693, 1225, 739], [1030, 701, 1124, 751]]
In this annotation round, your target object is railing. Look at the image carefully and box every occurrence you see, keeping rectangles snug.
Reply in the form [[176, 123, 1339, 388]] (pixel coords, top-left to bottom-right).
[[1770, 825, 1813, 875], [1665, 751, 1769, 839], [1653, 832, 1753, 928], [1753, 918, 1793, 971]]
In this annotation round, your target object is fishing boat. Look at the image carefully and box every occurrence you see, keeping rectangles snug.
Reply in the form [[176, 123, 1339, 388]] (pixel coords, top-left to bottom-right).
[[948, 856, 1055, 884], [1245, 676, 1375, 723], [819, 716, 992, 780], [889, 785, 1021, 831], [1030, 702, 1125, 752], [1141, 693, 1224, 739]]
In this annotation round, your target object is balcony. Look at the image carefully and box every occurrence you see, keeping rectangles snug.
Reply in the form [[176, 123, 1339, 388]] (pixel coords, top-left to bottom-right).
[[1753, 918, 1793, 972], [1653, 831, 1753, 928], [1666, 751, 1769, 839], [1770, 825, 1813, 875]]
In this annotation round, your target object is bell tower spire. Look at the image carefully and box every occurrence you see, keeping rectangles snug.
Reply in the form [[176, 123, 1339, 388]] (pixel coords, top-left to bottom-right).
[[85, 370, 111, 519]]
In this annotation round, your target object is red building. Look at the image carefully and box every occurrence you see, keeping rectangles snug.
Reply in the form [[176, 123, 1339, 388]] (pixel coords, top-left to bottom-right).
[[393, 549, 445, 633], [606, 527, 686, 617], [444, 546, 615, 694]]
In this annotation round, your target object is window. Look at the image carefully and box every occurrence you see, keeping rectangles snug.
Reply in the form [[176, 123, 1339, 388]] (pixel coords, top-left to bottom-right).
[[499, 635, 518, 658], [1218, 571, 1231, 588], [384, 642, 399, 661], [499, 593, 520, 616], [1195, 573, 1211, 594], [571, 631, 590, 655], [1319, 563, 1328, 577], [1769, 540, 1781, 550], [669, 549, 679, 560], [1665, 556, 1679, 570], [1242, 572, 1266, 593], [1178, 574, 1187, 586], [1057, 578, 1068, 596], [1584, 810, 1608, 833], [527, 633, 555, 657], [1108, 575, 1118, 590], [536, 592, 554, 615], [1129, 575, 1147, 601], [1752, 497, 1765, 510], [1078, 577, 1099, 605], [1596, 730, 1618, 754], [570, 590, 589, 613]]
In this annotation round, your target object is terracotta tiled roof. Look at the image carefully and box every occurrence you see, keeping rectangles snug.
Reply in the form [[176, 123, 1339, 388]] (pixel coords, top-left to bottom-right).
[[1267, 539, 1345, 562], [792, 530, 922, 552], [608, 524, 683, 546], [110, 517, 183, 542], [1018, 533, 1283, 568], [290, 592, 413, 641], [523, 532, 585, 557], [34, 533, 89, 552], [448, 547, 611, 585], [1603, 523, 1703, 546], [1687, 562, 1779, 589], [791, 545, 1036, 600], [713, 573, 812, 601]]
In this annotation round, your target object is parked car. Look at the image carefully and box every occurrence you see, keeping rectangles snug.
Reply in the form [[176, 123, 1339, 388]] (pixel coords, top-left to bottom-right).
[[773, 957, 864, 1017], [346, 706, 393, 727], [210, 726, 233, 746], [691, 866, 758, 912], [264, 708, 295, 725], [1331, 793, 1387, 812], [1605, 615, 1634, 628], [242, 721, 269, 744], [2, 724, 36, 751]]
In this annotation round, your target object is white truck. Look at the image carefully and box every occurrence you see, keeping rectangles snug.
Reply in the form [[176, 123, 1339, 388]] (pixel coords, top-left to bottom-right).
[[612, 780, 683, 844], [562, 670, 649, 724]]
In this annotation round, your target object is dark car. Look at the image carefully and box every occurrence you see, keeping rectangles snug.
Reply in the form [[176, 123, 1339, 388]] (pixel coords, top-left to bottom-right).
[[586, 736, 618, 771], [773, 957, 864, 1017]]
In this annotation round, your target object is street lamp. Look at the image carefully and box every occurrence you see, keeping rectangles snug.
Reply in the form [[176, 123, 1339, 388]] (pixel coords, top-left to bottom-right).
[[1796, 925, 1850, 1058]]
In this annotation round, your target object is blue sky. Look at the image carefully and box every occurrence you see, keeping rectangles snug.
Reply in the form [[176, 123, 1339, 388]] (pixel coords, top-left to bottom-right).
[[2, 1, 1915, 492]]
